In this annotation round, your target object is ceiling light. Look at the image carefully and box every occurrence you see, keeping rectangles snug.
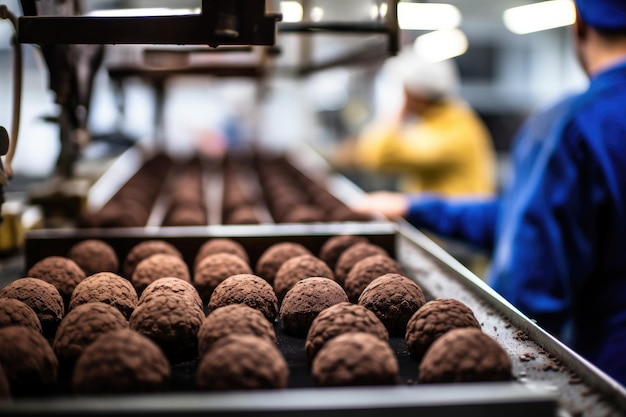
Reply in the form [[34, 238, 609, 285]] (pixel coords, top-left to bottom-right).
[[281, 1, 303, 23], [413, 28, 468, 62], [398, 2, 461, 31], [503, 0, 576, 34], [310, 7, 324, 22]]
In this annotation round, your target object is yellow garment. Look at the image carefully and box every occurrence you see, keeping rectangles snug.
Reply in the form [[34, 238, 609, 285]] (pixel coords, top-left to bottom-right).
[[355, 99, 496, 196]]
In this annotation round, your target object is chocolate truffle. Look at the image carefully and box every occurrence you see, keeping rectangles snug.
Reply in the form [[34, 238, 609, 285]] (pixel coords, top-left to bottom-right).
[[139, 277, 203, 310], [132, 253, 191, 295], [53, 302, 128, 368], [0, 298, 42, 333], [281, 205, 324, 223], [194, 238, 249, 267], [0, 364, 9, 399], [123, 240, 183, 279], [0, 278, 64, 338], [194, 253, 252, 303], [319, 235, 368, 271], [357, 273, 426, 336], [162, 206, 207, 226], [69, 272, 138, 319], [305, 302, 388, 363], [67, 239, 119, 276], [198, 304, 276, 357], [344, 255, 404, 302], [208, 274, 278, 322], [197, 334, 289, 390], [73, 329, 170, 395], [334, 242, 388, 285], [0, 326, 58, 396], [312, 332, 398, 387], [130, 293, 204, 363], [27, 256, 86, 305], [419, 327, 512, 383], [255, 242, 312, 285], [274, 255, 334, 303], [224, 206, 261, 225], [405, 298, 481, 360], [279, 277, 348, 338]]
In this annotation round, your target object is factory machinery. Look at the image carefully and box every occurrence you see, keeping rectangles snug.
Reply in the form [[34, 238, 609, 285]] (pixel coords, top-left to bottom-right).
[[1, 1, 626, 416]]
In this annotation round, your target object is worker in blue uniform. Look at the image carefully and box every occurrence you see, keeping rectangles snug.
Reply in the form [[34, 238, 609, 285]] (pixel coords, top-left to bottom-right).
[[351, 0, 626, 385]]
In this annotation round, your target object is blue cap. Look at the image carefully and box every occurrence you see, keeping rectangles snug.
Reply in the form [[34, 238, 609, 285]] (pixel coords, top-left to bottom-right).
[[575, 0, 626, 30]]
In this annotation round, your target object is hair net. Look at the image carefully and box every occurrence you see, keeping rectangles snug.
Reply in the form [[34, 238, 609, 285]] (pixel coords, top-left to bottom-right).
[[575, 0, 626, 30], [384, 49, 460, 100]]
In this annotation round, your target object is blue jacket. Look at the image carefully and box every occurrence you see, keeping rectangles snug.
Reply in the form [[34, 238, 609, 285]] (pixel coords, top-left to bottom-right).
[[405, 60, 626, 385]]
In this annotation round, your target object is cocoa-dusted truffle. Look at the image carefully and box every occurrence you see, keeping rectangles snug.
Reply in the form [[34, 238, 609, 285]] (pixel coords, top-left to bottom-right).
[[130, 293, 204, 363], [27, 256, 86, 305], [281, 205, 324, 223], [274, 255, 334, 303], [208, 274, 278, 322], [319, 235, 368, 271], [0, 364, 9, 399], [419, 327, 512, 383], [224, 206, 261, 225], [0, 278, 64, 338], [194, 253, 252, 303], [53, 302, 128, 368], [312, 332, 398, 387], [344, 255, 404, 303], [194, 238, 249, 267], [123, 240, 183, 279], [255, 242, 311, 285], [279, 277, 348, 338], [0, 298, 42, 333], [198, 304, 276, 357], [334, 242, 388, 285], [68, 239, 119, 276], [0, 326, 58, 396], [305, 302, 388, 363], [69, 272, 138, 319], [73, 329, 170, 395], [196, 334, 289, 390], [405, 298, 481, 360], [357, 273, 426, 336], [132, 254, 190, 295], [139, 277, 203, 310]]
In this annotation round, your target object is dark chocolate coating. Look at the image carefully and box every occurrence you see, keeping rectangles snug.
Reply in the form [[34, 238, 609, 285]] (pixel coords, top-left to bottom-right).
[[357, 273, 426, 337], [208, 274, 278, 322], [319, 235, 368, 271], [198, 304, 276, 357], [53, 302, 128, 368], [196, 334, 288, 390], [274, 255, 334, 303], [138, 277, 203, 310], [132, 254, 190, 295], [255, 242, 311, 285], [130, 293, 204, 363], [72, 329, 170, 395], [0, 278, 64, 338], [405, 298, 481, 360], [312, 332, 398, 387], [27, 256, 86, 305], [0, 326, 58, 396], [419, 327, 512, 383], [0, 298, 42, 333], [305, 302, 388, 363], [194, 238, 249, 267], [123, 240, 183, 279], [344, 255, 404, 303], [194, 253, 252, 303], [279, 277, 348, 338], [68, 239, 119, 276], [69, 272, 138, 319], [334, 243, 388, 285]]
